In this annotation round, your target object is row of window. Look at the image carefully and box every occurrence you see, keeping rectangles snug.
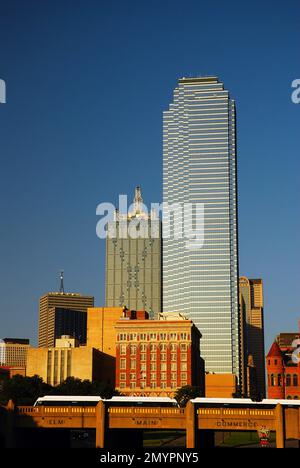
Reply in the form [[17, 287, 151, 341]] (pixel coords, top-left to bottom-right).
[[120, 372, 187, 381], [119, 344, 188, 354], [118, 381, 186, 389], [120, 355, 187, 369], [269, 374, 299, 387], [118, 333, 190, 341]]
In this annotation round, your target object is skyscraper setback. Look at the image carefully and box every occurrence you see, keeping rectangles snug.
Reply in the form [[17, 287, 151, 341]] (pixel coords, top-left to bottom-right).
[[163, 77, 240, 379]]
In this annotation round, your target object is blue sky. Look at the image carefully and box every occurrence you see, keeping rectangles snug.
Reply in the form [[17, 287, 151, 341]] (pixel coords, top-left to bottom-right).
[[0, 0, 299, 350]]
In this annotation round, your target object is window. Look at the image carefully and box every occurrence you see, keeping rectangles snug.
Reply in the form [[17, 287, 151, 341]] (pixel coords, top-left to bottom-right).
[[161, 373, 166, 381], [120, 373, 126, 381], [171, 363, 177, 371], [150, 372, 156, 380], [130, 345, 137, 355], [140, 363, 146, 371], [130, 382, 136, 389], [119, 334, 127, 341], [180, 344, 187, 351], [181, 373, 187, 381], [150, 333, 157, 341], [140, 333, 147, 341], [161, 382, 166, 389], [130, 359, 136, 370], [278, 374, 282, 387], [161, 353, 167, 361], [140, 344, 147, 352], [181, 354, 187, 361], [160, 363, 167, 371], [120, 359, 126, 370], [181, 363, 187, 371], [150, 354, 156, 361], [140, 353, 146, 361], [270, 374, 275, 386], [180, 333, 187, 340], [171, 354, 177, 362], [160, 344, 167, 351], [130, 373, 136, 380], [160, 333, 167, 341], [150, 382, 156, 388], [171, 344, 177, 352], [140, 381, 146, 389], [293, 374, 298, 387], [119, 382, 126, 389], [170, 333, 177, 340], [120, 345, 127, 355], [150, 363, 156, 371], [274, 359, 278, 366], [286, 374, 291, 387], [171, 382, 177, 389], [129, 334, 137, 341], [171, 372, 177, 380]]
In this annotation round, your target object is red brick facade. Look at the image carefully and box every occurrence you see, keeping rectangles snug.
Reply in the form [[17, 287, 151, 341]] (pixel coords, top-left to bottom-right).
[[115, 313, 205, 397], [266, 331, 300, 400]]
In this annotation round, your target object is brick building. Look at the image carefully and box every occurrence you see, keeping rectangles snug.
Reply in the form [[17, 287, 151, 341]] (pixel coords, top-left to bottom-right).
[[115, 310, 205, 397], [266, 323, 300, 400]]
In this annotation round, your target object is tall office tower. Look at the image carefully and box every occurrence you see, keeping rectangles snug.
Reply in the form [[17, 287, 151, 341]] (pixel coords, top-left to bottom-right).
[[239, 277, 266, 398], [38, 292, 94, 347], [105, 187, 162, 317], [163, 77, 240, 379]]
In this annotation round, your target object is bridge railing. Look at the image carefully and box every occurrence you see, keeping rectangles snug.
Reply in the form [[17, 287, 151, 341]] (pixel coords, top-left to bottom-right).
[[108, 406, 185, 416], [17, 406, 96, 416]]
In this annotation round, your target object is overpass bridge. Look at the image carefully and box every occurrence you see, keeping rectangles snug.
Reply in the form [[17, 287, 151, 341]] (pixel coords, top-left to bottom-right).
[[1, 399, 300, 448]]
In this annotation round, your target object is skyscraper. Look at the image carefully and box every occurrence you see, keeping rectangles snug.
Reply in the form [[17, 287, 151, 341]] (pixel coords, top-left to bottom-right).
[[105, 187, 162, 317], [163, 77, 240, 379], [239, 277, 266, 398], [38, 292, 94, 347]]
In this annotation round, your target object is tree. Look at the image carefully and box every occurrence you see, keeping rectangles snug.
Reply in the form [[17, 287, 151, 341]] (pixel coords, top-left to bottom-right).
[[0, 375, 53, 406], [174, 385, 202, 407], [50, 377, 120, 399]]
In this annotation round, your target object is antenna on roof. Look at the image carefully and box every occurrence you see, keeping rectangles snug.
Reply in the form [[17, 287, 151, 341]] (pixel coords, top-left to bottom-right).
[[59, 270, 65, 293]]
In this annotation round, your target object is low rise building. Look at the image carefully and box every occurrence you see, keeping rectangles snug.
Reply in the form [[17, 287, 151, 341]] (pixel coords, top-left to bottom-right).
[[266, 322, 300, 400], [115, 311, 205, 397]]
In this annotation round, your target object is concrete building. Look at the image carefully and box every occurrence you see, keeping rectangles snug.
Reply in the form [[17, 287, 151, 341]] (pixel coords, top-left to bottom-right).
[[205, 373, 237, 398], [0, 338, 30, 368], [38, 292, 94, 348], [115, 311, 205, 397], [105, 187, 162, 318], [28, 307, 133, 387], [163, 77, 240, 380], [267, 323, 300, 400], [239, 277, 266, 398], [27, 335, 111, 387]]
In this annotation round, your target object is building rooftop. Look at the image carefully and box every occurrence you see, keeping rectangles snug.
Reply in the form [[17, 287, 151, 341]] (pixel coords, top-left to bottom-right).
[[267, 341, 283, 358]]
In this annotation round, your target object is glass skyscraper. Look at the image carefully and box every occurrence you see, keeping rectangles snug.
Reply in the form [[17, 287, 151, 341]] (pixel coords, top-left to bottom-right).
[[163, 77, 240, 378]]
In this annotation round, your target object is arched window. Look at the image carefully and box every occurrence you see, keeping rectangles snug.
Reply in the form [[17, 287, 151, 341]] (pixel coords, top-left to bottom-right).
[[293, 374, 298, 387], [278, 374, 282, 387], [294, 396, 299, 400], [287, 395, 292, 400], [270, 374, 275, 386], [286, 374, 291, 387]]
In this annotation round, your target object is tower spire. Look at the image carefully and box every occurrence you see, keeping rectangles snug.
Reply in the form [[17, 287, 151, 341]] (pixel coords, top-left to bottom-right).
[[59, 270, 65, 293]]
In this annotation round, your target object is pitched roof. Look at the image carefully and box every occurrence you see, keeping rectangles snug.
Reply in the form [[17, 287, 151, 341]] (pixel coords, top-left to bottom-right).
[[267, 341, 283, 358]]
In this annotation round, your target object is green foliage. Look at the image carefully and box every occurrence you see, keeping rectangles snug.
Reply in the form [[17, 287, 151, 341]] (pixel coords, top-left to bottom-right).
[[50, 377, 119, 399], [0, 375, 120, 406], [174, 385, 202, 407], [0, 375, 52, 406]]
